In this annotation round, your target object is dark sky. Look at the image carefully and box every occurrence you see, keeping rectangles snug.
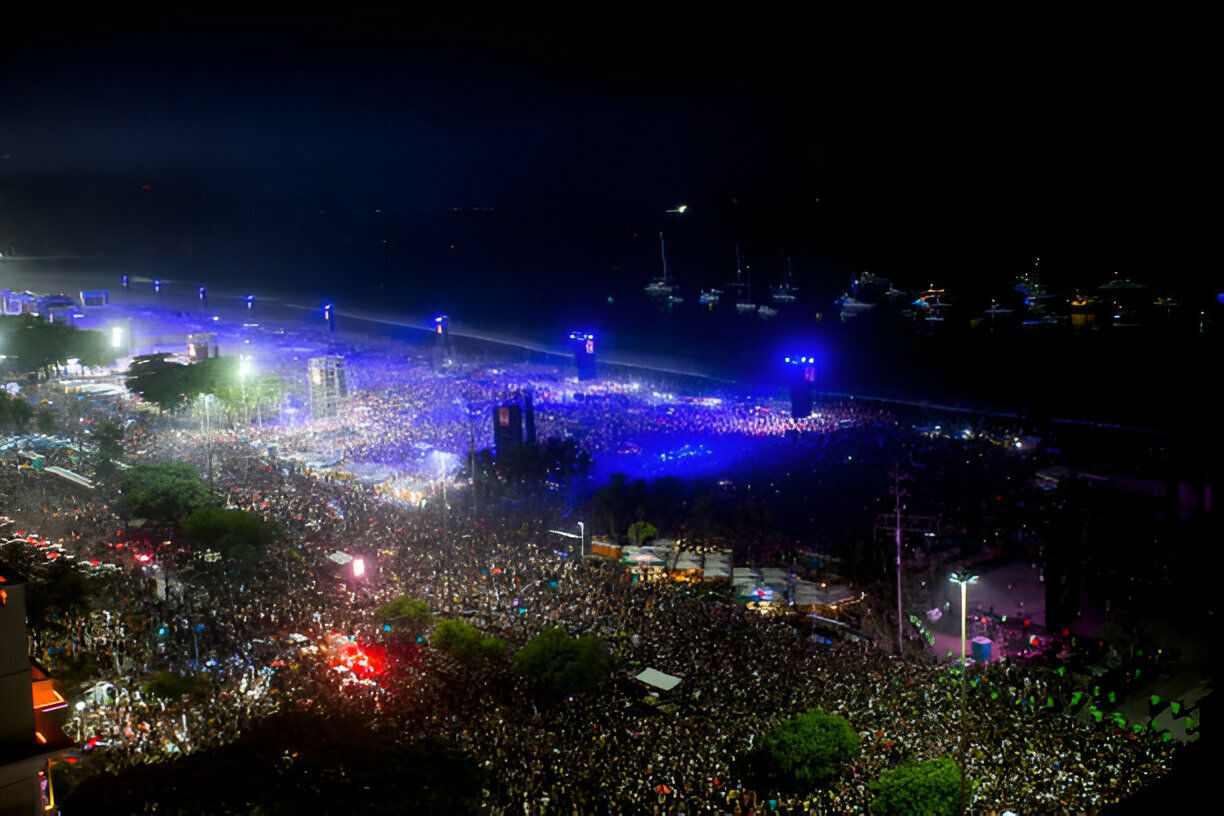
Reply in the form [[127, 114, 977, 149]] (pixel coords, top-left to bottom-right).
[[0, 7, 1214, 307]]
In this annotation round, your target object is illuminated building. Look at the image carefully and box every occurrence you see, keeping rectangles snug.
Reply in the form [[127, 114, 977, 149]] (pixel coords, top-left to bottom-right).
[[308, 356, 348, 419], [0, 566, 74, 814]]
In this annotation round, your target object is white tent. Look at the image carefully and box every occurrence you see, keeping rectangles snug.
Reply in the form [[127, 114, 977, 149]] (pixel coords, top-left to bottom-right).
[[702, 552, 732, 580], [674, 551, 703, 572], [327, 551, 353, 565], [634, 668, 682, 691]]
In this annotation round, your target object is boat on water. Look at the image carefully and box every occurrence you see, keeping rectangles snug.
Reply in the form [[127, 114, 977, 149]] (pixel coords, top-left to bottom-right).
[[836, 271, 908, 322], [728, 245, 758, 313], [698, 288, 723, 307], [907, 286, 954, 324], [770, 257, 799, 304], [645, 231, 682, 301], [835, 294, 876, 322]]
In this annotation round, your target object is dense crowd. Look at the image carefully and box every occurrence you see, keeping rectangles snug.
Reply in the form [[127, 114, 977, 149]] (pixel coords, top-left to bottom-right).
[[0, 311, 1187, 814]]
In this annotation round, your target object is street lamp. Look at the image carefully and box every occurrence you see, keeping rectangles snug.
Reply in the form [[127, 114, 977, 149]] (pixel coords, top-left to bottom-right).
[[949, 571, 979, 672], [577, 521, 585, 558], [665, 203, 688, 214], [74, 701, 85, 742], [949, 570, 979, 814]]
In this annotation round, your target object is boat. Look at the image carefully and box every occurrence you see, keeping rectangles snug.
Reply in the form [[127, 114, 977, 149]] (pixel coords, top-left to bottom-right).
[[835, 294, 876, 322], [907, 286, 954, 324], [770, 257, 799, 304], [835, 270, 907, 322], [729, 245, 758, 313], [698, 288, 723, 307], [645, 232, 681, 300]]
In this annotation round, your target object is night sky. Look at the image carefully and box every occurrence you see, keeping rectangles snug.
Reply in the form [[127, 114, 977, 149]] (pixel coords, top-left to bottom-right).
[[1, 8, 1215, 312]]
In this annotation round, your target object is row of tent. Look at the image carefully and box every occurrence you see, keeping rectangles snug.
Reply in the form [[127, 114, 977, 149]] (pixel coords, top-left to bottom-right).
[[614, 543, 858, 609]]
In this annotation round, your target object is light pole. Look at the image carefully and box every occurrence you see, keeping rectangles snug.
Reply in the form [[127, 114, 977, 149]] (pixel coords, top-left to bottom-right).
[[949, 570, 979, 815], [74, 701, 85, 742], [577, 521, 585, 558]]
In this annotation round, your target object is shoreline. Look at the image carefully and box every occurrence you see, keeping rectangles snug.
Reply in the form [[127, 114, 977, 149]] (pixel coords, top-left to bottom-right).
[[0, 261, 1181, 434]]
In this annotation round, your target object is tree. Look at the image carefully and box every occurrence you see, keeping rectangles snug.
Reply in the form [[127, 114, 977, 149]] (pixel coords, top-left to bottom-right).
[[512, 626, 612, 697], [430, 618, 506, 663], [761, 709, 860, 789], [870, 757, 961, 815], [0, 392, 34, 431], [90, 419, 125, 482], [182, 506, 277, 569], [627, 520, 658, 545], [35, 407, 57, 435], [116, 461, 214, 525], [0, 315, 117, 375], [125, 354, 193, 412], [24, 558, 93, 655], [376, 595, 432, 635]]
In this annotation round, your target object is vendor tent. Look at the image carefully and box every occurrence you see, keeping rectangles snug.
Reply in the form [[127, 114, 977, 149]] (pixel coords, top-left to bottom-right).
[[634, 668, 682, 692], [326, 551, 353, 566]]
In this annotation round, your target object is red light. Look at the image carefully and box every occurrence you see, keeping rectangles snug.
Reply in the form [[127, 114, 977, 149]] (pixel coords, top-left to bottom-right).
[[140, 183, 152, 191], [326, 634, 383, 679], [1023, 618, 1031, 627]]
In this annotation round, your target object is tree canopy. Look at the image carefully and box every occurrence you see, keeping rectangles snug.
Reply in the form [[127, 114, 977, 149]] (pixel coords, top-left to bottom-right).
[[182, 506, 278, 570], [0, 314, 119, 373], [869, 756, 961, 815], [512, 626, 612, 697], [627, 520, 658, 545], [124, 354, 281, 420], [0, 392, 34, 432], [761, 709, 861, 789], [90, 419, 125, 482], [430, 618, 506, 662], [116, 461, 214, 525], [376, 595, 432, 634]]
